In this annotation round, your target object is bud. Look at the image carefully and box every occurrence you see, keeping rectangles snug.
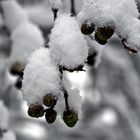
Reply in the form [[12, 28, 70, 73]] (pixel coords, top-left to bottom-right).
[[45, 108, 57, 124], [28, 103, 44, 118], [81, 22, 95, 35], [95, 26, 114, 45], [43, 94, 58, 108], [63, 109, 79, 127]]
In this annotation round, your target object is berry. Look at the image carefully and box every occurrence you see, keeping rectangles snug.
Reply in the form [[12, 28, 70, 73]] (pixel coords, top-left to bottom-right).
[[43, 94, 58, 108], [45, 108, 57, 124], [95, 26, 114, 45], [63, 109, 79, 127], [10, 62, 25, 76], [28, 103, 44, 118], [81, 22, 95, 35], [95, 33, 107, 45]]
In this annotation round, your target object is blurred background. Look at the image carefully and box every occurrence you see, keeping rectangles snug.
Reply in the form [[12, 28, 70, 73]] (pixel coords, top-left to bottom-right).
[[1, 0, 140, 140]]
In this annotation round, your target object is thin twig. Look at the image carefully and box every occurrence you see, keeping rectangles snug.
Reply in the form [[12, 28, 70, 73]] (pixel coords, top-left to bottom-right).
[[59, 67, 70, 111], [71, 0, 76, 16]]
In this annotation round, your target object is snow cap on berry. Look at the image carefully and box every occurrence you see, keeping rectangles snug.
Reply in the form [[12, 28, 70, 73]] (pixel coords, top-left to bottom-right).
[[22, 48, 61, 105], [49, 14, 88, 70], [78, 0, 138, 27], [9, 22, 44, 69]]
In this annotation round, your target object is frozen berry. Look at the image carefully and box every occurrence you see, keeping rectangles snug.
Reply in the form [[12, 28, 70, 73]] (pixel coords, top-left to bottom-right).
[[81, 22, 95, 35], [63, 109, 79, 127], [28, 103, 44, 118], [95, 33, 107, 45], [95, 26, 114, 45], [43, 94, 58, 108], [45, 108, 57, 124], [10, 62, 25, 76]]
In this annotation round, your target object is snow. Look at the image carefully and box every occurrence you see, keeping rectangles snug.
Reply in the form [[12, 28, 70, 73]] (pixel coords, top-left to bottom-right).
[[22, 48, 61, 105], [9, 21, 44, 68], [0, 101, 9, 130], [78, 0, 140, 50], [49, 14, 88, 69], [1, 0, 28, 31], [116, 17, 140, 51], [62, 75, 82, 113], [78, 0, 139, 27]]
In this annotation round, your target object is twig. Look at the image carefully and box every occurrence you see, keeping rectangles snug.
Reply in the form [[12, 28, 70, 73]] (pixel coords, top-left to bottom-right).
[[59, 67, 70, 111], [71, 0, 76, 16]]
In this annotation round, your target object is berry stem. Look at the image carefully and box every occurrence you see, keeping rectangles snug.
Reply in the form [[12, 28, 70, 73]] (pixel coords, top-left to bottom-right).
[[59, 67, 70, 111], [63, 88, 70, 111], [52, 8, 58, 21]]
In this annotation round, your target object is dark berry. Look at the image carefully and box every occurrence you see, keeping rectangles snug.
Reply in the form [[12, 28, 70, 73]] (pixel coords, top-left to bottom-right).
[[10, 62, 25, 76], [95, 26, 114, 45], [95, 33, 107, 45], [81, 22, 95, 35], [28, 103, 44, 118], [43, 94, 58, 108], [45, 108, 57, 124], [63, 109, 79, 127]]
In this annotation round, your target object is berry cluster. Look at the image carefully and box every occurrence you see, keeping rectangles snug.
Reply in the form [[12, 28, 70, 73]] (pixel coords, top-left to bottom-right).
[[17, 0, 140, 129], [80, 21, 138, 53], [22, 47, 81, 127], [79, 0, 140, 53]]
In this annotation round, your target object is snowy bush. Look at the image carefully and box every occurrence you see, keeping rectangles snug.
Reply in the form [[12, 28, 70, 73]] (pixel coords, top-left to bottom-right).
[[1, 0, 140, 133], [20, 0, 140, 128]]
